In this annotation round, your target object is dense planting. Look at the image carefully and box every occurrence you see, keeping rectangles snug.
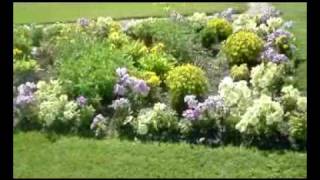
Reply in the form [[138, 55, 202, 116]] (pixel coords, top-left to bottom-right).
[[13, 6, 306, 150]]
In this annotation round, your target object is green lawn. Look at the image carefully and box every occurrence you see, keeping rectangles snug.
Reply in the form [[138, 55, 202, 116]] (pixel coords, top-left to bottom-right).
[[14, 131, 306, 178], [272, 3, 307, 91], [13, 3, 247, 24]]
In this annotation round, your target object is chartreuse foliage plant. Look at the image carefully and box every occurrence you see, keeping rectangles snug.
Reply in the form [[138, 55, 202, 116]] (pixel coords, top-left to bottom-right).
[[230, 64, 250, 81], [201, 18, 232, 48], [165, 64, 208, 113], [223, 30, 264, 67]]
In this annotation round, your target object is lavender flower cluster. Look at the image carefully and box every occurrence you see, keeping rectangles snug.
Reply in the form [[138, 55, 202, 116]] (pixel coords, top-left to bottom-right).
[[90, 114, 106, 130], [182, 95, 225, 121], [77, 17, 90, 27], [259, 7, 281, 24], [76, 96, 87, 107], [15, 82, 37, 107], [259, 46, 289, 64], [267, 29, 292, 43], [110, 98, 130, 110], [114, 67, 150, 97], [219, 8, 236, 22], [259, 28, 295, 63]]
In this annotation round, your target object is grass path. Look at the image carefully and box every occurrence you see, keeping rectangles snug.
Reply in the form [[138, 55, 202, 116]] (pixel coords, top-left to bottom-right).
[[14, 131, 306, 178]]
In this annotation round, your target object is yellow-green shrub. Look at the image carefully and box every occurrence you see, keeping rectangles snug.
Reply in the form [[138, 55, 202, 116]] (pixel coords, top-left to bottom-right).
[[230, 64, 250, 81], [207, 18, 233, 41], [165, 64, 208, 113], [223, 30, 264, 66]]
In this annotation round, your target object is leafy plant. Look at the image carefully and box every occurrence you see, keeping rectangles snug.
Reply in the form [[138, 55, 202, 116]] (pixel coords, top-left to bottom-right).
[[223, 30, 264, 67], [57, 40, 135, 105], [165, 64, 209, 113]]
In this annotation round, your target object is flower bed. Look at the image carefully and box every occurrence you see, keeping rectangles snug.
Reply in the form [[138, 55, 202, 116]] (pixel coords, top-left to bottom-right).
[[13, 6, 306, 150]]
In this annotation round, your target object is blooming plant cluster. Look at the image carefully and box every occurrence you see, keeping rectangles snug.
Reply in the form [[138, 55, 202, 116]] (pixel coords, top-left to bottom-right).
[[113, 67, 150, 97], [182, 95, 226, 121], [90, 114, 108, 138]]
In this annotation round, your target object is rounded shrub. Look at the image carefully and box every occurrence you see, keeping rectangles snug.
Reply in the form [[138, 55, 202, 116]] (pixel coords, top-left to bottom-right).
[[230, 64, 250, 81], [200, 27, 217, 49], [223, 30, 264, 66], [165, 64, 208, 113], [207, 18, 233, 41], [201, 18, 232, 49]]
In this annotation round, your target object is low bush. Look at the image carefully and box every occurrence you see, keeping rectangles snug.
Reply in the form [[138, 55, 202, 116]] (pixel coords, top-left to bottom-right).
[[222, 30, 264, 67], [165, 64, 209, 114]]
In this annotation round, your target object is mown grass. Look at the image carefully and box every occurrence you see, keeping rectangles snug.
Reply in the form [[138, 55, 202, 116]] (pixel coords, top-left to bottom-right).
[[13, 2, 247, 24], [14, 131, 306, 178], [272, 3, 307, 91]]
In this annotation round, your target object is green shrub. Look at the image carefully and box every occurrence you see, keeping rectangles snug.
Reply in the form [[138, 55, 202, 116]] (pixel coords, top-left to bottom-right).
[[207, 18, 233, 41], [230, 64, 250, 81], [222, 30, 264, 66], [138, 43, 176, 79], [121, 40, 148, 65], [30, 25, 44, 47], [13, 25, 32, 56], [165, 64, 208, 113], [127, 19, 201, 63], [200, 27, 218, 49], [57, 40, 135, 105]]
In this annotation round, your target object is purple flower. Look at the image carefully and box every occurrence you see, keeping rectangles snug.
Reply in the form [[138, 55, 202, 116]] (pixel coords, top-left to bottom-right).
[[76, 96, 87, 107], [119, 74, 130, 85], [182, 109, 200, 121], [259, 47, 289, 64], [114, 84, 127, 96], [15, 82, 37, 107], [184, 95, 198, 109], [259, 7, 280, 24], [16, 95, 34, 106], [132, 80, 150, 96], [267, 29, 292, 43], [90, 114, 105, 129], [204, 95, 224, 109], [116, 67, 128, 77], [110, 98, 130, 110], [77, 18, 90, 27], [219, 8, 235, 21]]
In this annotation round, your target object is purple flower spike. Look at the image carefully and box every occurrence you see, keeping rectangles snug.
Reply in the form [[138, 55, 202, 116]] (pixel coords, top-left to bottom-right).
[[116, 67, 128, 77], [114, 84, 126, 96], [76, 96, 87, 107], [183, 109, 200, 121], [77, 18, 90, 27], [133, 80, 150, 96]]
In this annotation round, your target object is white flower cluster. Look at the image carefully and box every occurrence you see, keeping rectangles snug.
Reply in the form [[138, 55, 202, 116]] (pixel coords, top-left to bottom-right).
[[236, 94, 284, 134], [35, 80, 80, 127], [135, 103, 177, 135], [250, 62, 284, 94], [218, 77, 252, 118], [232, 14, 258, 32], [90, 114, 108, 137], [266, 17, 284, 31], [187, 12, 208, 25]]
